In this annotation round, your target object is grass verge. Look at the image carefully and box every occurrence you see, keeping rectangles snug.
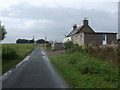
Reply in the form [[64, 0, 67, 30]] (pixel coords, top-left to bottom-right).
[[49, 51, 118, 88], [2, 43, 37, 74]]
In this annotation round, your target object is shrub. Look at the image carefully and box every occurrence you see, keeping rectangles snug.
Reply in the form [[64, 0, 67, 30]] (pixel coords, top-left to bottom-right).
[[46, 43, 52, 50], [2, 46, 19, 60], [63, 41, 74, 49], [117, 45, 120, 63], [84, 46, 95, 54], [83, 45, 118, 64], [65, 44, 83, 54]]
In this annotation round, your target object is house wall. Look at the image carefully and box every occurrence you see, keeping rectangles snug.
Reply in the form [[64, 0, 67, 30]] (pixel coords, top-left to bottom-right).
[[72, 35, 78, 44], [72, 33, 84, 46], [84, 33, 117, 46], [106, 34, 117, 44], [84, 34, 102, 46], [63, 37, 72, 43], [71, 36, 74, 43]]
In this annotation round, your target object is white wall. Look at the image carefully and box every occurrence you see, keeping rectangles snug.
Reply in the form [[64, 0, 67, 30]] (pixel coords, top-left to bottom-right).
[[63, 37, 71, 43]]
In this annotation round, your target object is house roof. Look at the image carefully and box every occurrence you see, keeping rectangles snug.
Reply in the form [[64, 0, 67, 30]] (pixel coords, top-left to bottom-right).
[[95, 32, 117, 34], [67, 26, 83, 37], [84, 32, 117, 34], [66, 26, 117, 37], [66, 18, 117, 37]]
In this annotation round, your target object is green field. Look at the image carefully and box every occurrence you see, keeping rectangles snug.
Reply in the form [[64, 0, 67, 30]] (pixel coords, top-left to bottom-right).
[[2, 44, 37, 74], [49, 51, 118, 88]]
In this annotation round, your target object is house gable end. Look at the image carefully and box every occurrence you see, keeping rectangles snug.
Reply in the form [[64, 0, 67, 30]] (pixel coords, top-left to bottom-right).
[[77, 25, 95, 34]]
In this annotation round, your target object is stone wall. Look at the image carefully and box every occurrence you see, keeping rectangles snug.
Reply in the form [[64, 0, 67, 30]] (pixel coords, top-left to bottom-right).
[[84, 33, 117, 46]]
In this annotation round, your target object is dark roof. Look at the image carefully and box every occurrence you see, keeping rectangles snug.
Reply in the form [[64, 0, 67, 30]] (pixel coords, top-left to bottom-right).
[[67, 26, 117, 37], [66, 19, 117, 37], [95, 32, 117, 34], [84, 32, 117, 34], [67, 26, 83, 37]]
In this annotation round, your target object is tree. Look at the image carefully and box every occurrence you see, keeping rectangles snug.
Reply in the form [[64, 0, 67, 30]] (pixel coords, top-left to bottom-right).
[[29, 40, 34, 43], [16, 39, 29, 43], [0, 22, 7, 40], [36, 39, 46, 43]]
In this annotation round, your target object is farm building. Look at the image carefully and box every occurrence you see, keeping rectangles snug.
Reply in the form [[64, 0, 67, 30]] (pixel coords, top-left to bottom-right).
[[51, 42, 63, 51], [64, 18, 117, 46]]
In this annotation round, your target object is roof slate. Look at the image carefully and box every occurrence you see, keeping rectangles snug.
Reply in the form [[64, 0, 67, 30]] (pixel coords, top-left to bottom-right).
[[66, 25, 117, 37], [67, 26, 83, 37]]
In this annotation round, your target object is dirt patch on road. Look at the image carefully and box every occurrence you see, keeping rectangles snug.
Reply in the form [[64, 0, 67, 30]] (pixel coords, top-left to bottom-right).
[[45, 50, 65, 56]]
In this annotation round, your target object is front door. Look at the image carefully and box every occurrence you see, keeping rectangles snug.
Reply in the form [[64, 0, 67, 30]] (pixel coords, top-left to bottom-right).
[[103, 34, 107, 45]]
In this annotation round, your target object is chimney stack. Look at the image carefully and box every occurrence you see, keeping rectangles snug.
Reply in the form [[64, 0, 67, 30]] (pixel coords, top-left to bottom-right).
[[73, 24, 77, 30], [83, 17, 88, 26]]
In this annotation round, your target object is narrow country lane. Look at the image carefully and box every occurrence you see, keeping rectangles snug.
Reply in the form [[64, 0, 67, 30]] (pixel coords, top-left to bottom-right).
[[2, 45, 67, 88]]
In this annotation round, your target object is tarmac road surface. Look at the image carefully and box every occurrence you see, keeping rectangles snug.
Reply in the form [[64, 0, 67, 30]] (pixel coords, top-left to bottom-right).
[[2, 45, 68, 88]]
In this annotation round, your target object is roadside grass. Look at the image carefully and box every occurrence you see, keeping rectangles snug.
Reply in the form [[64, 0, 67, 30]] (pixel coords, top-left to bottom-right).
[[49, 51, 118, 88], [41, 43, 52, 50], [41, 44, 47, 50], [2, 44, 37, 74]]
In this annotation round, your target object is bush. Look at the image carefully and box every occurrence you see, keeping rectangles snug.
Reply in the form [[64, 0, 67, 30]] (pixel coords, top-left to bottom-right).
[[46, 43, 52, 50], [84, 46, 95, 54], [66, 45, 83, 53], [2, 46, 19, 60], [117, 45, 120, 63], [83, 45, 118, 64], [63, 41, 74, 49]]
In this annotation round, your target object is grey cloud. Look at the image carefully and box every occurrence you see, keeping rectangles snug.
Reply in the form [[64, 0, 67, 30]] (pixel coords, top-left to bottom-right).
[[1, 2, 118, 43]]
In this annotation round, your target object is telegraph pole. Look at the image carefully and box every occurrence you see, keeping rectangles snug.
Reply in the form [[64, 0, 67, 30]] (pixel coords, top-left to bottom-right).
[[33, 36, 35, 44], [45, 36, 47, 46]]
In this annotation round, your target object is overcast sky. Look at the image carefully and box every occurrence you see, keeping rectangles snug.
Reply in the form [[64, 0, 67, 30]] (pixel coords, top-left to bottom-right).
[[0, 0, 119, 43]]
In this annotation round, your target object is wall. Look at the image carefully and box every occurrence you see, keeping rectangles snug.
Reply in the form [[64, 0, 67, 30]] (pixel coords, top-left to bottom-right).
[[78, 26, 95, 33], [106, 34, 117, 44], [84, 34, 102, 46], [63, 37, 72, 43], [84, 33, 117, 46], [51, 43, 63, 51], [72, 33, 84, 46]]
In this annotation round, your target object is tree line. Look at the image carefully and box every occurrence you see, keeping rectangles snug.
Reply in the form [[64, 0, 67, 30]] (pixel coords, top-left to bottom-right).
[[16, 39, 49, 44]]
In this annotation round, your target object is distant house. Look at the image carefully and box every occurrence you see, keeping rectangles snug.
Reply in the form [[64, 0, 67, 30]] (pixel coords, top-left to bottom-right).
[[51, 42, 63, 51], [64, 18, 117, 46]]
